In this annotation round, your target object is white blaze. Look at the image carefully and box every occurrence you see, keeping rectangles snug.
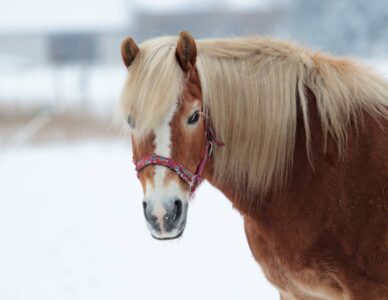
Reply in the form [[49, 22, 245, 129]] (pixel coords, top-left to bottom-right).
[[144, 101, 189, 234]]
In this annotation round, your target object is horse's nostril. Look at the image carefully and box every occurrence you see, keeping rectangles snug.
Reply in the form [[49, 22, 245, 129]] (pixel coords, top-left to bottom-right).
[[143, 201, 151, 222], [173, 199, 183, 221], [143, 201, 161, 232]]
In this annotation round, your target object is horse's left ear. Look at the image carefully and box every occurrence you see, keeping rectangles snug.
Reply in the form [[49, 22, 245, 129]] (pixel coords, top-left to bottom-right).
[[176, 31, 197, 73], [121, 36, 139, 68]]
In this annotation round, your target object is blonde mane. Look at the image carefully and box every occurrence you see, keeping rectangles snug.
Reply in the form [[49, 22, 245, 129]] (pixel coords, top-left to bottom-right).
[[120, 35, 388, 196]]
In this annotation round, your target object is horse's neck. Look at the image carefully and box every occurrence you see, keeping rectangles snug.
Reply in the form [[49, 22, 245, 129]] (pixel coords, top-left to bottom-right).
[[205, 90, 325, 217]]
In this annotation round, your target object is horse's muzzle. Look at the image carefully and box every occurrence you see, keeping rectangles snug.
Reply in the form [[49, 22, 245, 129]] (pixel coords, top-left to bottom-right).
[[143, 197, 188, 240]]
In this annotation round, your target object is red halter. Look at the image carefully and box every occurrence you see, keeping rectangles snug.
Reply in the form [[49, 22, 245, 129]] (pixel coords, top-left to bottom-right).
[[133, 118, 224, 194]]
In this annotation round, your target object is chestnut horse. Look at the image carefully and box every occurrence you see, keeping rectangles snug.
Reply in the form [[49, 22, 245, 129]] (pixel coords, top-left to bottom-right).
[[119, 32, 388, 299]]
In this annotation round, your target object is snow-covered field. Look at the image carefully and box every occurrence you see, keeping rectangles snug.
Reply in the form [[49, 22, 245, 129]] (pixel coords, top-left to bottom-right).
[[0, 141, 278, 300]]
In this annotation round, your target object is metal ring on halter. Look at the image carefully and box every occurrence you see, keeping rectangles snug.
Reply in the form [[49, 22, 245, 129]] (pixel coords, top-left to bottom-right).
[[207, 141, 214, 157]]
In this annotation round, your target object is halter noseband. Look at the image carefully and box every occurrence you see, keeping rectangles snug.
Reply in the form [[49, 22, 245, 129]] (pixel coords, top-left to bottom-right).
[[133, 118, 223, 194]]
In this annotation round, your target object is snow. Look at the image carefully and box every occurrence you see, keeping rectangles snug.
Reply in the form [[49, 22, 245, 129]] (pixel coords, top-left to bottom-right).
[[0, 142, 279, 300]]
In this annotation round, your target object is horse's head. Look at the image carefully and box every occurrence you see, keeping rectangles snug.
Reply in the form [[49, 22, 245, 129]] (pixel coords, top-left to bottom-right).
[[121, 32, 210, 240]]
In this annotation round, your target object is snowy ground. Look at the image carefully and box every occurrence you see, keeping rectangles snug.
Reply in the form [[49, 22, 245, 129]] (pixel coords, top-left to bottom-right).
[[0, 141, 279, 300]]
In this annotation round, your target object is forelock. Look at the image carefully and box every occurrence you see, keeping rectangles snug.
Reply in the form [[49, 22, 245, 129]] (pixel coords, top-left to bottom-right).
[[119, 36, 184, 139]]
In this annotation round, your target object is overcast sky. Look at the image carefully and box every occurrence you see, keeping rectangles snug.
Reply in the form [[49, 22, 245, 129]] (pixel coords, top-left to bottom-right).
[[130, 0, 274, 12], [0, 0, 277, 33]]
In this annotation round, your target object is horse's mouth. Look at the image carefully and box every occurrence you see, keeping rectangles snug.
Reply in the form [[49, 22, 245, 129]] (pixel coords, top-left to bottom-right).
[[151, 229, 184, 241]]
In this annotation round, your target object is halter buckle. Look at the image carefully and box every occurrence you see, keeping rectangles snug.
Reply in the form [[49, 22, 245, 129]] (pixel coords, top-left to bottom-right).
[[207, 141, 214, 157]]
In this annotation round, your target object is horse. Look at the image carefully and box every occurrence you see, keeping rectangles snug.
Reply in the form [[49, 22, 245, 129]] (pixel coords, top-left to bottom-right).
[[119, 31, 388, 299]]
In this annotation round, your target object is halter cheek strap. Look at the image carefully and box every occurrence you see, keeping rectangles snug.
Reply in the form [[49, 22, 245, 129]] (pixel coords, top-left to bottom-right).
[[133, 120, 224, 195]]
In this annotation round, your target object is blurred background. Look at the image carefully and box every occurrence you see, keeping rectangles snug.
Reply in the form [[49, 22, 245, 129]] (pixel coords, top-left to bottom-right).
[[0, 1, 387, 299]]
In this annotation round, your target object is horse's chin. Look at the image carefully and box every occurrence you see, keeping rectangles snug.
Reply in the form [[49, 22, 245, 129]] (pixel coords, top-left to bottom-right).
[[150, 223, 186, 240], [151, 230, 184, 241]]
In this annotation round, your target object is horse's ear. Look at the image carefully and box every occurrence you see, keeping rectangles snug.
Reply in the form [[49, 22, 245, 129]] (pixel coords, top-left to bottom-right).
[[176, 31, 197, 73], [121, 37, 139, 68]]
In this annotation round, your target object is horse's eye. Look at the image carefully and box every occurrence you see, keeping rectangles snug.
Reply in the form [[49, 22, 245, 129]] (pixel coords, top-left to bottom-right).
[[188, 111, 200, 125], [127, 115, 135, 129]]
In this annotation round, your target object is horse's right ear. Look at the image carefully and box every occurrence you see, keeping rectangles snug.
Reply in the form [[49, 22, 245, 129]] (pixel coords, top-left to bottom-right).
[[176, 31, 197, 73], [121, 37, 139, 68]]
